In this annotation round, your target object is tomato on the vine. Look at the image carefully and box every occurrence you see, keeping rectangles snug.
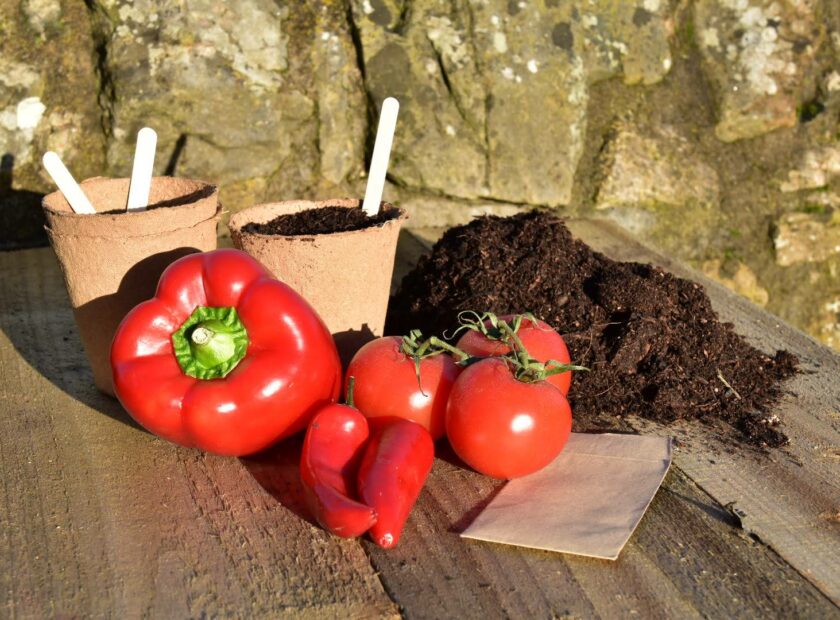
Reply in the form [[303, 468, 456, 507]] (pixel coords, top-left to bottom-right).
[[456, 314, 573, 395], [345, 335, 460, 440], [445, 357, 572, 479]]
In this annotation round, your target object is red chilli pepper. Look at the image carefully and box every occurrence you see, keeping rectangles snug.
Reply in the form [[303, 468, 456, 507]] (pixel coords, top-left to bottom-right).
[[111, 249, 342, 456], [358, 419, 435, 548], [300, 399, 377, 538]]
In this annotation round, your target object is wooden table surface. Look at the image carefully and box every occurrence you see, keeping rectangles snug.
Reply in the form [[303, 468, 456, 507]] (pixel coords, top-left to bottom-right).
[[1, 219, 838, 619]]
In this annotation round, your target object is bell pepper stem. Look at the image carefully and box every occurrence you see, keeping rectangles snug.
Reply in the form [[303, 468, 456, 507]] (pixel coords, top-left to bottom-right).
[[172, 306, 249, 380], [191, 327, 213, 345]]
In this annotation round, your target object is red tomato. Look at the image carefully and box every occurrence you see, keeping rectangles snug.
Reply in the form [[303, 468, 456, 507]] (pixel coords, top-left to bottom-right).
[[456, 315, 572, 395], [345, 337, 460, 440], [445, 358, 572, 479]]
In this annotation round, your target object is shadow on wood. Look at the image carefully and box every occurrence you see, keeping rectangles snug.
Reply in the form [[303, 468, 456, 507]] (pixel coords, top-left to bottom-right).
[[0, 246, 201, 432], [240, 435, 317, 526], [1, 153, 47, 250]]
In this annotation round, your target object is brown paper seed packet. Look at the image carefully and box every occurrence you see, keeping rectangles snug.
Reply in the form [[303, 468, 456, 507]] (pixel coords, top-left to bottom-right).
[[461, 433, 672, 560]]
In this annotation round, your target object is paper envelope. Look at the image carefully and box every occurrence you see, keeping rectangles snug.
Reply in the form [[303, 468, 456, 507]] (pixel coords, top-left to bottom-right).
[[460, 433, 672, 560]]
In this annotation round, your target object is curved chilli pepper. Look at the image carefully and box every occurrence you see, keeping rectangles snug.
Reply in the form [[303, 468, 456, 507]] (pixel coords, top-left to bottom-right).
[[111, 249, 342, 456], [357, 419, 434, 549], [300, 403, 377, 538]]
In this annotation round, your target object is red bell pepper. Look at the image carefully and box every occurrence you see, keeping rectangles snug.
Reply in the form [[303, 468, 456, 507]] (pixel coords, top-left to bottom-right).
[[110, 249, 342, 456], [358, 419, 434, 548], [300, 394, 377, 538]]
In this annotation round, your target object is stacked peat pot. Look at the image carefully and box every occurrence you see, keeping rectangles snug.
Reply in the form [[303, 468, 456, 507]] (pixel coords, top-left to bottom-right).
[[43, 173, 220, 395]]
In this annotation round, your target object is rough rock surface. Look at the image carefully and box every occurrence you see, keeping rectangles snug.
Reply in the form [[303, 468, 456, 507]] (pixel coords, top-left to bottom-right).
[[695, 0, 824, 142], [351, 0, 588, 205], [811, 296, 840, 350], [594, 122, 720, 258], [596, 123, 720, 210], [96, 0, 366, 212], [780, 146, 840, 192], [0, 0, 105, 247], [384, 182, 526, 228], [773, 209, 840, 266], [1, 0, 839, 351], [351, 0, 674, 206], [701, 259, 770, 306], [578, 0, 674, 85]]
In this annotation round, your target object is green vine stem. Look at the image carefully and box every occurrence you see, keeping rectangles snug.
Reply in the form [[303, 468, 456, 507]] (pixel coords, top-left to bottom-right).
[[455, 311, 588, 383], [399, 329, 474, 395], [399, 315, 588, 389], [346, 376, 356, 408]]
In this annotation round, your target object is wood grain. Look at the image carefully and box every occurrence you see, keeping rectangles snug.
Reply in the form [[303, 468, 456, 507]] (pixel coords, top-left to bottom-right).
[[364, 446, 836, 619], [403, 221, 840, 609], [2, 222, 839, 618], [0, 249, 397, 619], [565, 219, 840, 605]]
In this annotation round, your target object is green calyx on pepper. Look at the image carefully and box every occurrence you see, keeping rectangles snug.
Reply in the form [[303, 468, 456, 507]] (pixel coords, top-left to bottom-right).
[[172, 306, 249, 379]]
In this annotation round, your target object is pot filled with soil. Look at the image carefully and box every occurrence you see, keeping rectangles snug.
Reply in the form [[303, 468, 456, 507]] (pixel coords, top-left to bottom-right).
[[229, 199, 406, 365], [43, 176, 221, 395]]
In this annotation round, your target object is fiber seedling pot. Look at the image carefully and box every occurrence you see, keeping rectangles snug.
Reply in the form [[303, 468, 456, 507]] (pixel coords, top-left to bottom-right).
[[229, 199, 406, 365], [43, 176, 221, 396]]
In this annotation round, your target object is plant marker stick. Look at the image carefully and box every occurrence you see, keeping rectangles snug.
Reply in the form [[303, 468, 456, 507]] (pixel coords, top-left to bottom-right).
[[42, 152, 96, 215], [362, 97, 399, 217], [126, 127, 157, 211]]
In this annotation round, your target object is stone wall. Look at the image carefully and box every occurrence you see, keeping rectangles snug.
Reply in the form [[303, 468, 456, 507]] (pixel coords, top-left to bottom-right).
[[1, 0, 839, 350]]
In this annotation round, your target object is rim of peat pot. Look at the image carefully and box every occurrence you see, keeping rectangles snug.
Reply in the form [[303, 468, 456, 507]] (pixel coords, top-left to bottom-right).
[[228, 198, 405, 239], [42, 176, 219, 238]]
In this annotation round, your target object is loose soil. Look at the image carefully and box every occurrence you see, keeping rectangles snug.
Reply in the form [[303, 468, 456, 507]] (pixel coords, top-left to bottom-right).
[[242, 204, 400, 236], [387, 212, 798, 447]]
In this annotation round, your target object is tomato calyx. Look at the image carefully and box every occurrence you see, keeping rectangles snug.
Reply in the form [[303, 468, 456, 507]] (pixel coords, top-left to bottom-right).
[[451, 310, 543, 342], [503, 354, 587, 384], [454, 311, 587, 384], [400, 329, 472, 395], [498, 319, 587, 383]]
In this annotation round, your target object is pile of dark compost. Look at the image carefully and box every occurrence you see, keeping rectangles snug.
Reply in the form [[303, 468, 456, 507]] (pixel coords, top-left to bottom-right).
[[387, 212, 797, 447]]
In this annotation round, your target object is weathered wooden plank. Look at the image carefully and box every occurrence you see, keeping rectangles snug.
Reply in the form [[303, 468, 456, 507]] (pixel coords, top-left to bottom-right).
[[366, 448, 836, 618], [0, 249, 398, 619], [564, 218, 840, 605], [405, 220, 840, 607]]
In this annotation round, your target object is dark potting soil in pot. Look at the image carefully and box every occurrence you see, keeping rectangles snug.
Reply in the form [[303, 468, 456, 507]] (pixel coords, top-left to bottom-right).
[[386, 211, 798, 447], [241, 205, 400, 236]]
